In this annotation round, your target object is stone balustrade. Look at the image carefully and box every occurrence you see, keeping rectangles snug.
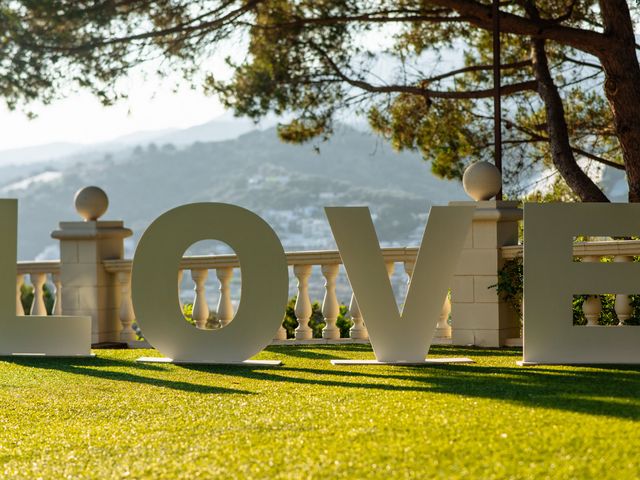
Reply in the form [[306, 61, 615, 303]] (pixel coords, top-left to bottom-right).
[[10, 185, 516, 349], [102, 248, 454, 345], [6, 185, 519, 349], [16, 261, 61, 316], [8, 182, 522, 348], [17, 184, 640, 350], [502, 240, 640, 328], [16, 165, 640, 352]]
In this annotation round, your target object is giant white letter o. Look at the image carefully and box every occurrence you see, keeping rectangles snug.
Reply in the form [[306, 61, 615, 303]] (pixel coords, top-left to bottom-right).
[[131, 203, 288, 363]]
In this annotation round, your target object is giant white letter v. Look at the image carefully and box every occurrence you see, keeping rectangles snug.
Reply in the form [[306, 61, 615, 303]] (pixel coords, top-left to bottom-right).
[[326, 206, 474, 362]]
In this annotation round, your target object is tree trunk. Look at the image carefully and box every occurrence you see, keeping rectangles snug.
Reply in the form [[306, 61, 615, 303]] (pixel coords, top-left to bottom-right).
[[530, 39, 609, 202], [523, 1, 609, 202], [437, 0, 638, 201], [597, 0, 640, 202]]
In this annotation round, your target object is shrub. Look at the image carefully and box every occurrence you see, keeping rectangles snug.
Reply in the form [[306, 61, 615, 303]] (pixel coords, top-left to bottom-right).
[[283, 297, 351, 338], [492, 258, 523, 322]]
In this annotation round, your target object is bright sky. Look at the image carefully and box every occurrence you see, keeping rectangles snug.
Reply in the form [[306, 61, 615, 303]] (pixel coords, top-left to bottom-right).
[[0, 81, 226, 151], [0, 21, 407, 153], [0, 31, 242, 152]]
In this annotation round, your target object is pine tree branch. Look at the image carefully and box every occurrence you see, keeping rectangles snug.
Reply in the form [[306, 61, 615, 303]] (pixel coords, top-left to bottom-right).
[[426, 0, 608, 56], [424, 60, 532, 83], [313, 44, 536, 99]]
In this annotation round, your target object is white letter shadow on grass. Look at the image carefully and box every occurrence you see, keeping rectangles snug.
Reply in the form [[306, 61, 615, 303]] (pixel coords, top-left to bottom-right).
[[326, 205, 475, 366]]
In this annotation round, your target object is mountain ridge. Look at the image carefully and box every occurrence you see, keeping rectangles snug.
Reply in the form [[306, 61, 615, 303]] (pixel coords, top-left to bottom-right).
[[4, 123, 465, 260]]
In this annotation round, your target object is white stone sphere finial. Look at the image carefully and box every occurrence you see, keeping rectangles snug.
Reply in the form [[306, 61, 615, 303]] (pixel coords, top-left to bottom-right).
[[74, 186, 109, 221], [462, 161, 502, 201]]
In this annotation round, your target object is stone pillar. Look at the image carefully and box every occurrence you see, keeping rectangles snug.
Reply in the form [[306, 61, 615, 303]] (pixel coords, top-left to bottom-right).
[[449, 200, 522, 346], [449, 162, 522, 347], [51, 187, 132, 345]]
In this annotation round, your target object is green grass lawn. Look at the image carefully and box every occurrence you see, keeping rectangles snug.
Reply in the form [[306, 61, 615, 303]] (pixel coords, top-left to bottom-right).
[[1, 345, 639, 479]]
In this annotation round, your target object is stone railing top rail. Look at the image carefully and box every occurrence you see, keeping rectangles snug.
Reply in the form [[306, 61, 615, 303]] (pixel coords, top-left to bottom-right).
[[103, 247, 421, 273], [17, 261, 60, 275], [501, 240, 640, 260], [25, 241, 640, 274]]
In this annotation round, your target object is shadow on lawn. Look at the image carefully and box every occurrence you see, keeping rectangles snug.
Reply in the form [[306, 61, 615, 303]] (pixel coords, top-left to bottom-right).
[[7, 347, 640, 418], [2, 356, 252, 395], [182, 348, 640, 421], [267, 344, 373, 360], [268, 344, 523, 359]]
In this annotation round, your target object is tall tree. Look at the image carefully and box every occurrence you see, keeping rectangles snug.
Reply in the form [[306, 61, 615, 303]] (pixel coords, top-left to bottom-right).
[[2, 1, 639, 201]]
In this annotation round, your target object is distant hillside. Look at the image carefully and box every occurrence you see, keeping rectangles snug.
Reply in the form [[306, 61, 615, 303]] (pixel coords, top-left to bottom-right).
[[0, 142, 83, 166], [0, 113, 265, 186], [4, 124, 465, 260]]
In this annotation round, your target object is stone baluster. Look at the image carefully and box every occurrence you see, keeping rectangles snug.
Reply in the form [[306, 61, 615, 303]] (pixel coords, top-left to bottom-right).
[[404, 259, 451, 337], [439, 295, 452, 337], [16, 274, 24, 316], [614, 255, 633, 326], [273, 327, 287, 341], [581, 255, 602, 326], [403, 260, 415, 283], [348, 294, 367, 340], [30, 273, 47, 316], [403, 258, 415, 314], [215, 267, 234, 329], [321, 264, 340, 340], [52, 272, 63, 315], [273, 321, 287, 341], [348, 261, 394, 340], [117, 271, 137, 342], [385, 261, 395, 282], [271, 264, 287, 340], [177, 269, 184, 311], [583, 295, 602, 326], [404, 259, 414, 308], [385, 261, 397, 307], [385, 260, 397, 306], [190, 269, 209, 329], [294, 265, 313, 340]]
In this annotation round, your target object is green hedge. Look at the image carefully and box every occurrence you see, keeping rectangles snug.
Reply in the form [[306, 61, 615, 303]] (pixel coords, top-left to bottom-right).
[[181, 297, 352, 338]]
